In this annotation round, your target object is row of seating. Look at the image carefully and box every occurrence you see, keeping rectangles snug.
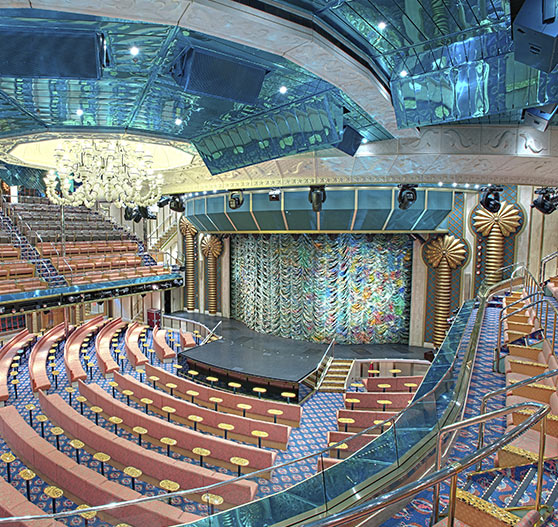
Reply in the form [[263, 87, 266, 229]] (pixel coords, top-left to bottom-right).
[[37, 240, 138, 257], [125, 322, 149, 369], [153, 326, 176, 363], [95, 318, 127, 378], [67, 265, 168, 286], [0, 243, 19, 259], [0, 261, 35, 278], [0, 277, 49, 294], [52, 254, 142, 274], [0, 405, 199, 527], [0, 329, 35, 404]]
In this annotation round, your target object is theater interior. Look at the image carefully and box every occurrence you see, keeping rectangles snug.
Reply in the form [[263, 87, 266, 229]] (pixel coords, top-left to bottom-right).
[[0, 1, 556, 526]]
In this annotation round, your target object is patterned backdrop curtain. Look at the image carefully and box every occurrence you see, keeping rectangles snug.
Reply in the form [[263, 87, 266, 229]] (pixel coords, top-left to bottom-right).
[[231, 233, 413, 345]]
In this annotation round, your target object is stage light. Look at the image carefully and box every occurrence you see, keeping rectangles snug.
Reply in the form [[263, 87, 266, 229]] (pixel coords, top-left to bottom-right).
[[269, 188, 281, 201], [532, 187, 558, 214], [228, 190, 244, 209], [378, 21, 387, 30], [124, 206, 134, 221], [397, 184, 417, 210], [169, 195, 185, 213], [279, 86, 287, 94], [157, 196, 171, 208], [479, 185, 503, 213], [308, 186, 326, 212], [130, 46, 139, 56], [76, 109, 83, 117], [400, 70, 408, 77]]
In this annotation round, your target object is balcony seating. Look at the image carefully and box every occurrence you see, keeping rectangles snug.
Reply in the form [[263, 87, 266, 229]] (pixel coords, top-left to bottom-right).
[[95, 318, 126, 378], [0, 405, 198, 527], [66, 265, 168, 286], [337, 408, 397, 433], [0, 329, 35, 404], [152, 326, 175, 363], [78, 381, 277, 474], [124, 322, 149, 369], [52, 254, 142, 274], [0, 243, 19, 259], [145, 364, 302, 427], [0, 261, 34, 278], [343, 392, 413, 411], [363, 375, 423, 392], [38, 240, 138, 257], [0, 277, 48, 294], [39, 391, 258, 507], [114, 371, 291, 450], [29, 322, 69, 393], [64, 316, 107, 385], [180, 329, 196, 349], [0, 474, 66, 527]]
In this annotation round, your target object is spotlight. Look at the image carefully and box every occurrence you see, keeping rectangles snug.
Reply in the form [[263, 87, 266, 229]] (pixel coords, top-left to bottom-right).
[[175, 117, 183, 126], [130, 46, 139, 56], [157, 196, 171, 208], [268, 188, 281, 202], [138, 206, 156, 220], [532, 187, 558, 215], [397, 184, 417, 210], [228, 190, 244, 210], [308, 186, 326, 212], [479, 185, 503, 213], [169, 195, 185, 213], [124, 206, 134, 221]]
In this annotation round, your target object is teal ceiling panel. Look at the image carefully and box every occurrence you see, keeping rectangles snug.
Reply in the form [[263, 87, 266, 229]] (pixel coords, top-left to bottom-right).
[[352, 189, 392, 230], [206, 194, 235, 231], [251, 192, 285, 231], [283, 190, 318, 231], [320, 189, 354, 230], [414, 191, 454, 230], [191, 198, 215, 231], [385, 190, 426, 230], [222, 195, 257, 231]]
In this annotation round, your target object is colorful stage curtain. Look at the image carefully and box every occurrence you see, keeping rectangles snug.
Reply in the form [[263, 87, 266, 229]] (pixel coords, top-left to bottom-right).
[[231, 233, 412, 345]]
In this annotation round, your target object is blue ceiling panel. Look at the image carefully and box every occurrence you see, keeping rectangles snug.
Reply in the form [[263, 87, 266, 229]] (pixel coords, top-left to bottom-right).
[[385, 190, 426, 230], [352, 189, 392, 230], [413, 190, 454, 230], [320, 189, 354, 230], [283, 190, 318, 231], [205, 194, 235, 231], [252, 193, 285, 231]]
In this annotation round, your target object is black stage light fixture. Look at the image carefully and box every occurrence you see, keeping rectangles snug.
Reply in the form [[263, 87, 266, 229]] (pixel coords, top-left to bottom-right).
[[138, 206, 156, 220], [532, 187, 558, 214], [269, 188, 281, 202], [124, 206, 134, 221], [169, 195, 186, 213], [157, 196, 172, 208], [228, 190, 244, 209], [480, 185, 503, 213], [397, 184, 417, 210], [309, 186, 326, 212]]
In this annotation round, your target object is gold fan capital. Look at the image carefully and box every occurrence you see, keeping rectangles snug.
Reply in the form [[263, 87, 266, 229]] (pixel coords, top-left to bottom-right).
[[424, 234, 467, 269], [472, 201, 521, 238], [179, 217, 198, 237], [201, 234, 223, 258]]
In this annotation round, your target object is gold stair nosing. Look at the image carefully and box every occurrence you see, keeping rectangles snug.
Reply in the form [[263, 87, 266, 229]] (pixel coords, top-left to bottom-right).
[[456, 489, 520, 526]]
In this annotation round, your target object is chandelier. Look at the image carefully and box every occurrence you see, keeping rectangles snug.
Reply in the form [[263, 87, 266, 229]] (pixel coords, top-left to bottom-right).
[[44, 140, 164, 208]]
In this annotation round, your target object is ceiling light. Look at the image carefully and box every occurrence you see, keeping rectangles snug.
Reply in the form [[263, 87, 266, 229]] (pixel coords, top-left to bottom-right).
[[532, 187, 558, 215], [361, 138, 369, 144], [309, 186, 326, 212], [480, 185, 503, 213], [400, 70, 408, 78], [378, 22, 387, 30], [175, 117, 183, 126], [76, 109, 83, 117], [474, 184, 480, 189], [130, 46, 139, 56], [452, 182, 457, 187], [464, 183, 470, 188], [438, 182, 443, 187], [397, 184, 417, 210], [279, 86, 288, 94]]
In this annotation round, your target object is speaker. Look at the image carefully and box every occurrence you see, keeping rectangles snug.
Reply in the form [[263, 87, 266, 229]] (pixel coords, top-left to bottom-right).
[[513, 0, 558, 72], [170, 46, 266, 105], [333, 125, 363, 156], [522, 103, 558, 131]]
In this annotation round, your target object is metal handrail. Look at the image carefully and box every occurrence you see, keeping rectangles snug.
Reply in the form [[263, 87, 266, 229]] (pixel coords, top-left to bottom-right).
[[300, 403, 549, 527], [200, 320, 222, 345], [315, 340, 335, 389], [146, 214, 177, 248], [540, 250, 558, 285]]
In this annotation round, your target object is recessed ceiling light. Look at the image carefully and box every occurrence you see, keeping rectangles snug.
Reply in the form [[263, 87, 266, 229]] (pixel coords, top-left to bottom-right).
[[464, 183, 470, 188], [452, 182, 457, 187], [76, 109, 83, 117], [203, 191, 207, 195], [474, 184, 480, 189], [400, 70, 408, 78], [438, 181, 443, 186], [279, 86, 288, 94], [361, 138, 368, 144], [212, 189, 217, 193], [378, 22, 387, 30], [175, 118, 183, 126], [130, 46, 139, 56]]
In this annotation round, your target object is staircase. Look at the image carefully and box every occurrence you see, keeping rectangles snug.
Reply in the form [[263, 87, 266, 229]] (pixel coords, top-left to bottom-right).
[[319, 359, 353, 393], [149, 222, 177, 252]]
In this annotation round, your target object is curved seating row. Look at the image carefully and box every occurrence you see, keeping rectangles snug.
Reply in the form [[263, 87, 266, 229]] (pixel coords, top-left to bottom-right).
[[0, 329, 35, 404], [78, 380, 277, 474], [327, 431, 378, 457], [180, 329, 196, 349], [363, 375, 423, 393], [29, 322, 69, 393], [64, 315, 107, 385], [152, 326, 175, 363], [343, 391, 413, 411], [337, 408, 397, 433], [0, 474, 65, 527], [0, 405, 197, 527], [114, 371, 291, 450], [124, 322, 149, 369], [39, 391, 257, 508], [95, 317, 127, 378], [145, 364, 302, 427]]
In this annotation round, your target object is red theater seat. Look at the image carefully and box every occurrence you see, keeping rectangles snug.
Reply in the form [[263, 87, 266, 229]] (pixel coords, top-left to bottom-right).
[[152, 326, 176, 362], [124, 322, 149, 369], [29, 322, 69, 393], [95, 318, 126, 378]]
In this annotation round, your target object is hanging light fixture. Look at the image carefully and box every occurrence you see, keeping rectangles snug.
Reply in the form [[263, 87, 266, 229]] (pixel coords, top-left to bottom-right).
[[44, 139, 164, 208]]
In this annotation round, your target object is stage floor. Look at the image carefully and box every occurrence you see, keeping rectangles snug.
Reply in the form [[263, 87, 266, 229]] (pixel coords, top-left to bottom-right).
[[170, 311, 429, 383]]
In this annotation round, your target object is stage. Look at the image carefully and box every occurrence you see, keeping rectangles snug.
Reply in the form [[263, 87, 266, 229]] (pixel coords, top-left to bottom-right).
[[170, 311, 429, 392]]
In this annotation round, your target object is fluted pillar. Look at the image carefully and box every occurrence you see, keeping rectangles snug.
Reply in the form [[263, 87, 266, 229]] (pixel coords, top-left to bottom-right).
[[201, 235, 223, 315], [179, 218, 198, 311]]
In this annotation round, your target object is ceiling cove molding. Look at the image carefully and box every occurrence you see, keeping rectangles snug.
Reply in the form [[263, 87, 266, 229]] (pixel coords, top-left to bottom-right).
[[162, 125, 558, 192], [20, 0, 413, 139]]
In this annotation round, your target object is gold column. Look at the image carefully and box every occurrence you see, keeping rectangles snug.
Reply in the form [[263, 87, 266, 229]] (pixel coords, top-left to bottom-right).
[[179, 218, 198, 311], [472, 202, 521, 287], [425, 235, 467, 348], [201, 235, 223, 315]]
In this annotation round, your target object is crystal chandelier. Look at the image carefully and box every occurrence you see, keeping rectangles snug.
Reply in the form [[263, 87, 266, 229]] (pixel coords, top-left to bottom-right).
[[44, 139, 164, 208]]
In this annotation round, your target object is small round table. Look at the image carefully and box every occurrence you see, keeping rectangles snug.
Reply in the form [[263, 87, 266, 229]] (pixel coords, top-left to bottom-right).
[[122, 389, 134, 406], [368, 369, 380, 377], [160, 437, 177, 457], [209, 396, 223, 411], [188, 370, 199, 380], [76, 504, 97, 526], [192, 446, 211, 467], [76, 395, 87, 415], [140, 397, 153, 414], [123, 466, 142, 490], [1, 452, 15, 482], [350, 382, 364, 392], [251, 430, 268, 448], [19, 468, 35, 499], [160, 479, 180, 504], [201, 493, 223, 515], [11, 379, 19, 398], [329, 442, 348, 459], [172, 364, 183, 372], [133, 426, 148, 446], [253, 387, 267, 399], [64, 386, 75, 405], [165, 382, 177, 397], [404, 382, 418, 392], [281, 391, 296, 404], [230, 456, 249, 476], [378, 399, 392, 412], [93, 452, 111, 475], [206, 376, 218, 388], [186, 390, 199, 403], [162, 406, 176, 422], [108, 416, 123, 434], [267, 409, 283, 423], [228, 381, 241, 394], [217, 422, 234, 439], [389, 369, 402, 377], [90, 405, 103, 426], [236, 403, 251, 417], [148, 375, 160, 389], [24, 404, 35, 426], [50, 426, 64, 450], [44, 485, 63, 513], [36, 414, 48, 437], [136, 368, 145, 382], [187, 414, 203, 431], [108, 381, 119, 397], [345, 398, 360, 410], [378, 383, 391, 393], [338, 417, 354, 432], [69, 439, 85, 464]]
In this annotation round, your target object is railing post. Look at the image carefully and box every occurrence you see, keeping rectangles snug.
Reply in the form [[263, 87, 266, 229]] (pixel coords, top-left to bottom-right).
[[535, 415, 546, 512], [447, 474, 458, 527]]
